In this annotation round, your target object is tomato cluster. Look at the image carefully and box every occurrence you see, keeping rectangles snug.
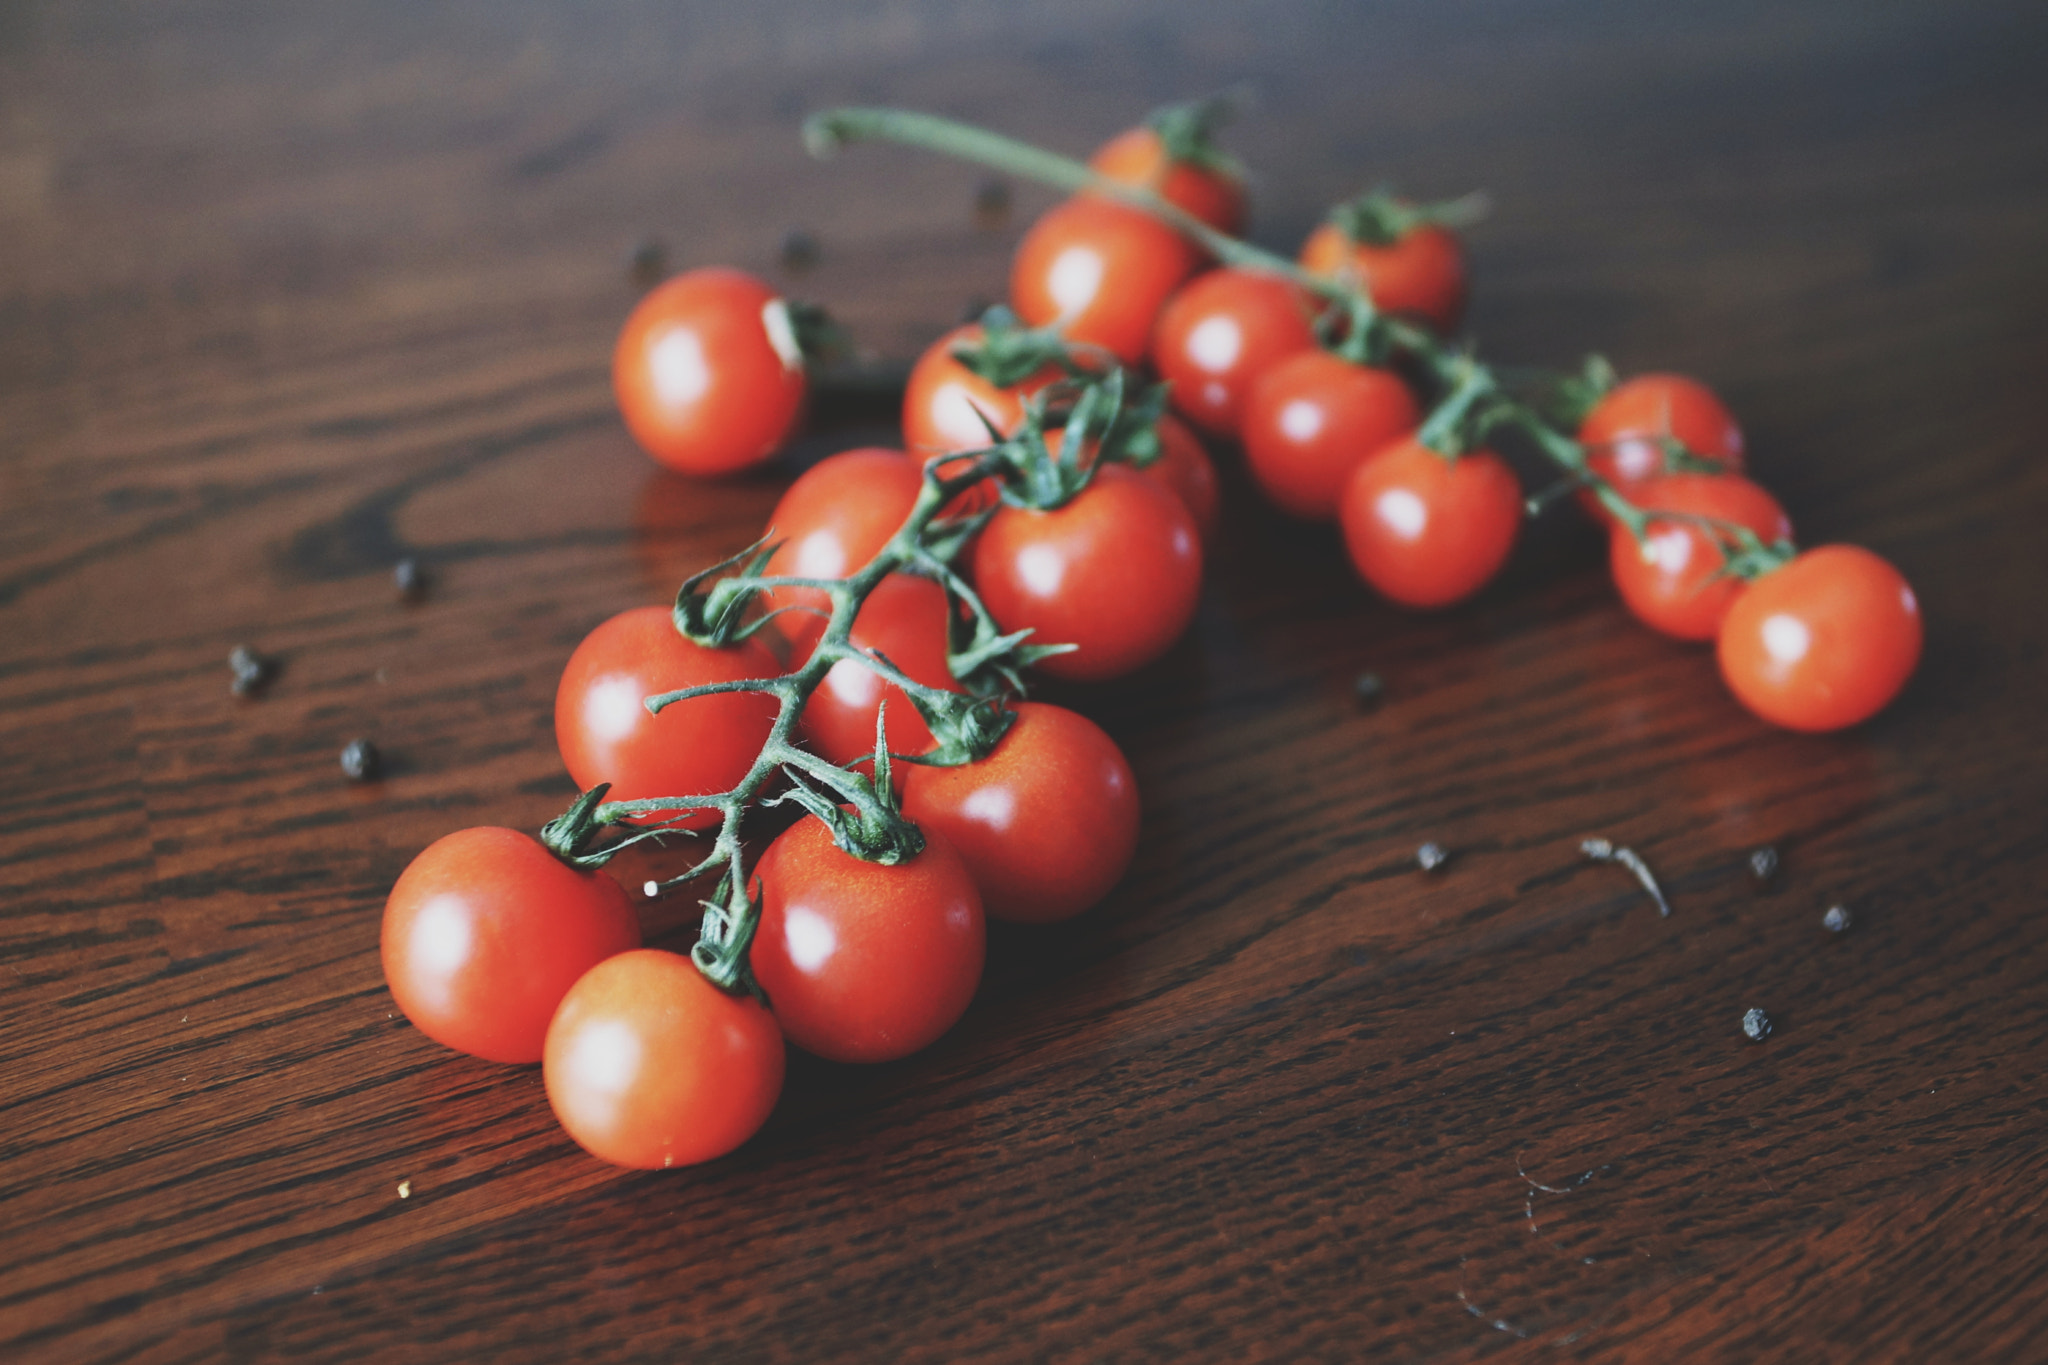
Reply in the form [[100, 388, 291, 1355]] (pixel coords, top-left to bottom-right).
[[381, 100, 1926, 1174]]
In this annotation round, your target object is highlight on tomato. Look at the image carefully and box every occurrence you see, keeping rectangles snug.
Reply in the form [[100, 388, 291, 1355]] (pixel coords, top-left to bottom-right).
[[752, 815, 985, 1063], [381, 826, 640, 1065], [900, 701, 1140, 924], [1608, 474, 1791, 641], [612, 267, 808, 475], [972, 463, 1202, 682], [1010, 196, 1202, 366], [554, 605, 780, 826], [1716, 544, 1921, 732], [1242, 349, 1420, 521], [1150, 268, 1321, 438], [543, 948, 785, 1169]]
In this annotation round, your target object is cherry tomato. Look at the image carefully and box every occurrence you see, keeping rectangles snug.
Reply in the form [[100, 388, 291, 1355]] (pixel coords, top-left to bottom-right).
[[381, 827, 640, 1065], [902, 323, 1065, 459], [1011, 197, 1202, 366], [1150, 268, 1320, 438], [752, 816, 984, 1063], [1609, 474, 1791, 641], [1578, 373, 1745, 519], [1242, 349, 1420, 520], [973, 464, 1202, 682], [1716, 544, 1921, 732], [612, 267, 806, 475], [901, 701, 1139, 924], [555, 606, 780, 826], [1142, 413, 1222, 546], [1087, 125, 1245, 235], [1299, 221, 1466, 333], [543, 948, 784, 1169], [798, 573, 962, 771], [1338, 437, 1522, 608], [759, 447, 925, 661]]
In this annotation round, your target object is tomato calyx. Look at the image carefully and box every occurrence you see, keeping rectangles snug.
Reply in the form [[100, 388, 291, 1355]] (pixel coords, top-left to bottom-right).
[[1415, 357, 1507, 459], [769, 711, 928, 866], [1533, 353, 1618, 429], [949, 304, 1089, 389], [997, 370, 1130, 511], [1141, 92, 1244, 179], [1325, 186, 1489, 250], [671, 534, 789, 647]]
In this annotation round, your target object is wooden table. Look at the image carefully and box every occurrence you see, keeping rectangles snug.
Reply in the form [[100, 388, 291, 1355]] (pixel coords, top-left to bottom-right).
[[6, 2, 2045, 1359]]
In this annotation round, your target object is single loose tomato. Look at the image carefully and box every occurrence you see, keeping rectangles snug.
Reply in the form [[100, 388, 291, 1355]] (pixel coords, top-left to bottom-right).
[[798, 572, 962, 770], [613, 267, 806, 475], [1578, 374, 1745, 519], [1339, 437, 1522, 608], [973, 464, 1202, 682], [1299, 220, 1466, 333], [901, 701, 1139, 924], [381, 826, 640, 1065], [1716, 544, 1921, 732], [752, 816, 984, 1063], [1150, 268, 1321, 438], [1242, 349, 1420, 520], [1011, 197, 1202, 366], [1609, 474, 1791, 641], [555, 606, 780, 825], [902, 323, 1066, 459], [544, 949, 784, 1169], [1086, 125, 1246, 235], [759, 447, 926, 661]]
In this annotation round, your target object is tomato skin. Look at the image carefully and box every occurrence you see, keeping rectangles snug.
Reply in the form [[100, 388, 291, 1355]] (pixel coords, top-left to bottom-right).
[[1150, 269, 1321, 438], [555, 606, 780, 826], [1578, 374, 1745, 519], [759, 447, 926, 661], [752, 817, 984, 1063], [612, 268, 806, 475], [1338, 438, 1522, 608], [1716, 545, 1921, 732], [1011, 197, 1203, 366], [902, 323, 1064, 460], [543, 949, 784, 1169], [972, 464, 1202, 682], [1086, 126, 1245, 235], [381, 827, 640, 1065], [1299, 221, 1466, 333], [798, 573, 962, 770], [1242, 350, 1420, 520], [1608, 474, 1791, 641], [900, 702, 1139, 924], [1142, 414, 1221, 545]]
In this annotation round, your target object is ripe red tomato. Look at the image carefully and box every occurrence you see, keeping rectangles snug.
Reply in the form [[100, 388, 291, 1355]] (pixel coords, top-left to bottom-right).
[[900, 701, 1139, 924], [1086, 125, 1245, 234], [543, 948, 784, 1169], [798, 572, 962, 770], [1142, 413, 1221, 545], [1578, 374, 1745, 518], [752, 816, 984, 1063], [1011, 197, 1202, 366], [612, 267, 806, 475], [1299, 221, 1466, 333], [972, 464, 1201, 682], [381, 827, 640, 1065], [1338, 437, 1522, 608], [1716, 544, 1921, 732], [1150, 268, 1320, 438], [1242, 350, 1420, 520], [902, 323, 1065, 458], [555, 606, 780, 825], [759, 447, 926, 661], [1608, 474, 1791, 641]]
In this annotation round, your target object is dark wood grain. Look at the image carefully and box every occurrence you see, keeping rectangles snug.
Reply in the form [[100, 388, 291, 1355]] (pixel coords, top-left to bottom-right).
[[4, 1, 2047, 1360]]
